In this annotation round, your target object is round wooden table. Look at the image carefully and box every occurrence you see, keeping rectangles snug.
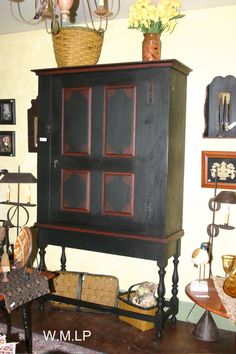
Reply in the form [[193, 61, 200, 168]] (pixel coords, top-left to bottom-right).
[[185, 278, 235, 344], [185, 278, 228, 318]]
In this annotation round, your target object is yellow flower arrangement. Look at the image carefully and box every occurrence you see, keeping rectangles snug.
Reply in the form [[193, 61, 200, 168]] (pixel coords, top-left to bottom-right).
[[128, 0, 185, 34]]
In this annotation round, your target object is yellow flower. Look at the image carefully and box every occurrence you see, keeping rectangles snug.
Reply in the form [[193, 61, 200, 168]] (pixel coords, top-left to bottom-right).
[[128, 0, 185, 34]]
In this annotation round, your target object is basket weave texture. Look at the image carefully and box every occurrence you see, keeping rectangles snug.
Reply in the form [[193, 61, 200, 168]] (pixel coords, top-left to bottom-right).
[[52, 27, 104, 67], [51, 271, 80, 309], [118, 291, 157, 332], [51, 271, 119, 309], [81, 274, 119, 307]]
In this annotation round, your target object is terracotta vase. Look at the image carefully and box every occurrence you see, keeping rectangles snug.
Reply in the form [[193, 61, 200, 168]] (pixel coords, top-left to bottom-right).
[[142, 33, 161, 62]]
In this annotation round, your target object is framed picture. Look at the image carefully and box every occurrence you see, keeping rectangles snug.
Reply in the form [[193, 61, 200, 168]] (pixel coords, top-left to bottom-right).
[[0, 99, 16, 124], [0, 131, 15, 156], [201, 151, 236, 189]]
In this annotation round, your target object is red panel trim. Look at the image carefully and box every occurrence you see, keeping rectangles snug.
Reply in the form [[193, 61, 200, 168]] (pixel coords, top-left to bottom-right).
[[37, 222, 184, 244], [61, 169, 91, 213], [62, 87, 92, 156], [102, 171, 135, 217], [103, 84, 136, 158]]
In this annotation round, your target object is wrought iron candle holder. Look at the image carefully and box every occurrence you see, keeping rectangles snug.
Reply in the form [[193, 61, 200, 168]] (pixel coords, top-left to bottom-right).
[[207, 190, 236, 277], [0, 166, 37, 240], [193, 179, 236, 342]]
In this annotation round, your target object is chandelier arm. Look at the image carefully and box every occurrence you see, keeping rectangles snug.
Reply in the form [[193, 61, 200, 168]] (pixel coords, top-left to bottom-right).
[[51, 11, 61, 35], [96, 13, 107, 32], [90, 0, 110, 32], [85, 0, 100, 31], [94, 0, 98, 11], [99, 17, 108, 33], [93, 0, 119, 23], [17, 0, 42, 23], [97, 16, 107, 32], [110, 0, 120, 20], [9, 0, 42, 25], [81, 0, 90, 29], [49, 0, 61, 34], [48, 0, 58, 14], [102, 0, 120, 20], [44, 18, 52, 34], [106, 16, 109, 30], [9, 0, 119, 32]]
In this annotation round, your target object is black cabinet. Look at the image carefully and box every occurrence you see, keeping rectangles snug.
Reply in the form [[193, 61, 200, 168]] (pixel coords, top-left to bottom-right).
[[33, 60, 191, 337]]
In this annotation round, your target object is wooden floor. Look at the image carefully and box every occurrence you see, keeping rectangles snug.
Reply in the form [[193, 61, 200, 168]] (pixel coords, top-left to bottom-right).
[[3, 301, 236, 354]]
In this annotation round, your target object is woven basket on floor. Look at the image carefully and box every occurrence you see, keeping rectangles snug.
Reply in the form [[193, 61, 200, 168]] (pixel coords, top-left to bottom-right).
[[52, 26, 104, 67], [118, 291, 157, 332], [81, 273, 119, 308], [51, 271, 119, 310], [51, 271, 81, 309]]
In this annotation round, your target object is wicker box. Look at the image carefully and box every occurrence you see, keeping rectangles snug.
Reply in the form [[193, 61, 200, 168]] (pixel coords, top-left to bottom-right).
[[81, 273, 119, 307], [51, 271, 81, 309], [51, 271, 119, 310], [118, 291, 157, 332]]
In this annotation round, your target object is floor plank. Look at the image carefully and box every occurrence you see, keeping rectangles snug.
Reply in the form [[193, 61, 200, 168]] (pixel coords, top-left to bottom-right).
[[2, 301, 236, 354]]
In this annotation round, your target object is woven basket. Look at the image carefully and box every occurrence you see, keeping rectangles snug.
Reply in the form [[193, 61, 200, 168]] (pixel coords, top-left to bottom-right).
[[51, 271, 81, 309], [52, 27, 104, 67], [118, 291, 157, 332], [51, 271, 119, 310], [81, 273, 119, 308]]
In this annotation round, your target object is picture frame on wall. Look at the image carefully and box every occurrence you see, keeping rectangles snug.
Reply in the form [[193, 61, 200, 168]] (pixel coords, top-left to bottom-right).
[[0, 99, 16, 124], [201, 151, 236, 189], [0, 131, 15, 156]]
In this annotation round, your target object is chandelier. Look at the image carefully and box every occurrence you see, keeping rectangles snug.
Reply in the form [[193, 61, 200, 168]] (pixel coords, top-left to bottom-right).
[[9, 0, 120, 34]]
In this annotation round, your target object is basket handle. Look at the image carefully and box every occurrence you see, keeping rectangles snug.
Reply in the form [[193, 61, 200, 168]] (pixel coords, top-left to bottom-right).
[[127, 282, 146, 302]]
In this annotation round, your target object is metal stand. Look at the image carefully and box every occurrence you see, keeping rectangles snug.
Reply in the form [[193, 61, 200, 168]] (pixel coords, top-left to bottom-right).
[[192, 310, 220, 342]]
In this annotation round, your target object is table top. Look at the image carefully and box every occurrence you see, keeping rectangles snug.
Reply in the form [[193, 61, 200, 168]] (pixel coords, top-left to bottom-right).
[[0, 268, 56, 280], [185, 278, 228, 319], [0, 268, 57, 303]]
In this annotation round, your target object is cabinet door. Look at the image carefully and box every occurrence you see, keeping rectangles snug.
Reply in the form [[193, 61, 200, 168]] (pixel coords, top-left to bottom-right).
[[39, 68, 171, 236]]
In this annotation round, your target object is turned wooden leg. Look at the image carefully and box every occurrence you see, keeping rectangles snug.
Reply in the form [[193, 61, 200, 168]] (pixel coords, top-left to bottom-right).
[[0, 301, 11, 336], [38, 246, 46, 271], [155, 264, 166, 339], [60, 246, 66, 271], [21, 303, 32, 354], [170, 255, 179, 323]]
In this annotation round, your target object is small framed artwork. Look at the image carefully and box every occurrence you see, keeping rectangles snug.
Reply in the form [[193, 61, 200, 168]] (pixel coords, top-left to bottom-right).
[[0, 99, 16, 124], [201, 151, 236, 189], [0, 131, 15, 156]]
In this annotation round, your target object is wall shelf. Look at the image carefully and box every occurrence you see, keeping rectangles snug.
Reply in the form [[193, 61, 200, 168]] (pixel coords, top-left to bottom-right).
[[0, 201, 36, 207]]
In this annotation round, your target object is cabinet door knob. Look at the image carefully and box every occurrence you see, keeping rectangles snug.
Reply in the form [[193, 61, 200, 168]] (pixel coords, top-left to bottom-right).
[[53, 159, 59, 168]]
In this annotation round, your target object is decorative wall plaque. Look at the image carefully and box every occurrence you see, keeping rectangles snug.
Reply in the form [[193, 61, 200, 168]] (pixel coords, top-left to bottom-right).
[[203, 76, 236, 138]]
